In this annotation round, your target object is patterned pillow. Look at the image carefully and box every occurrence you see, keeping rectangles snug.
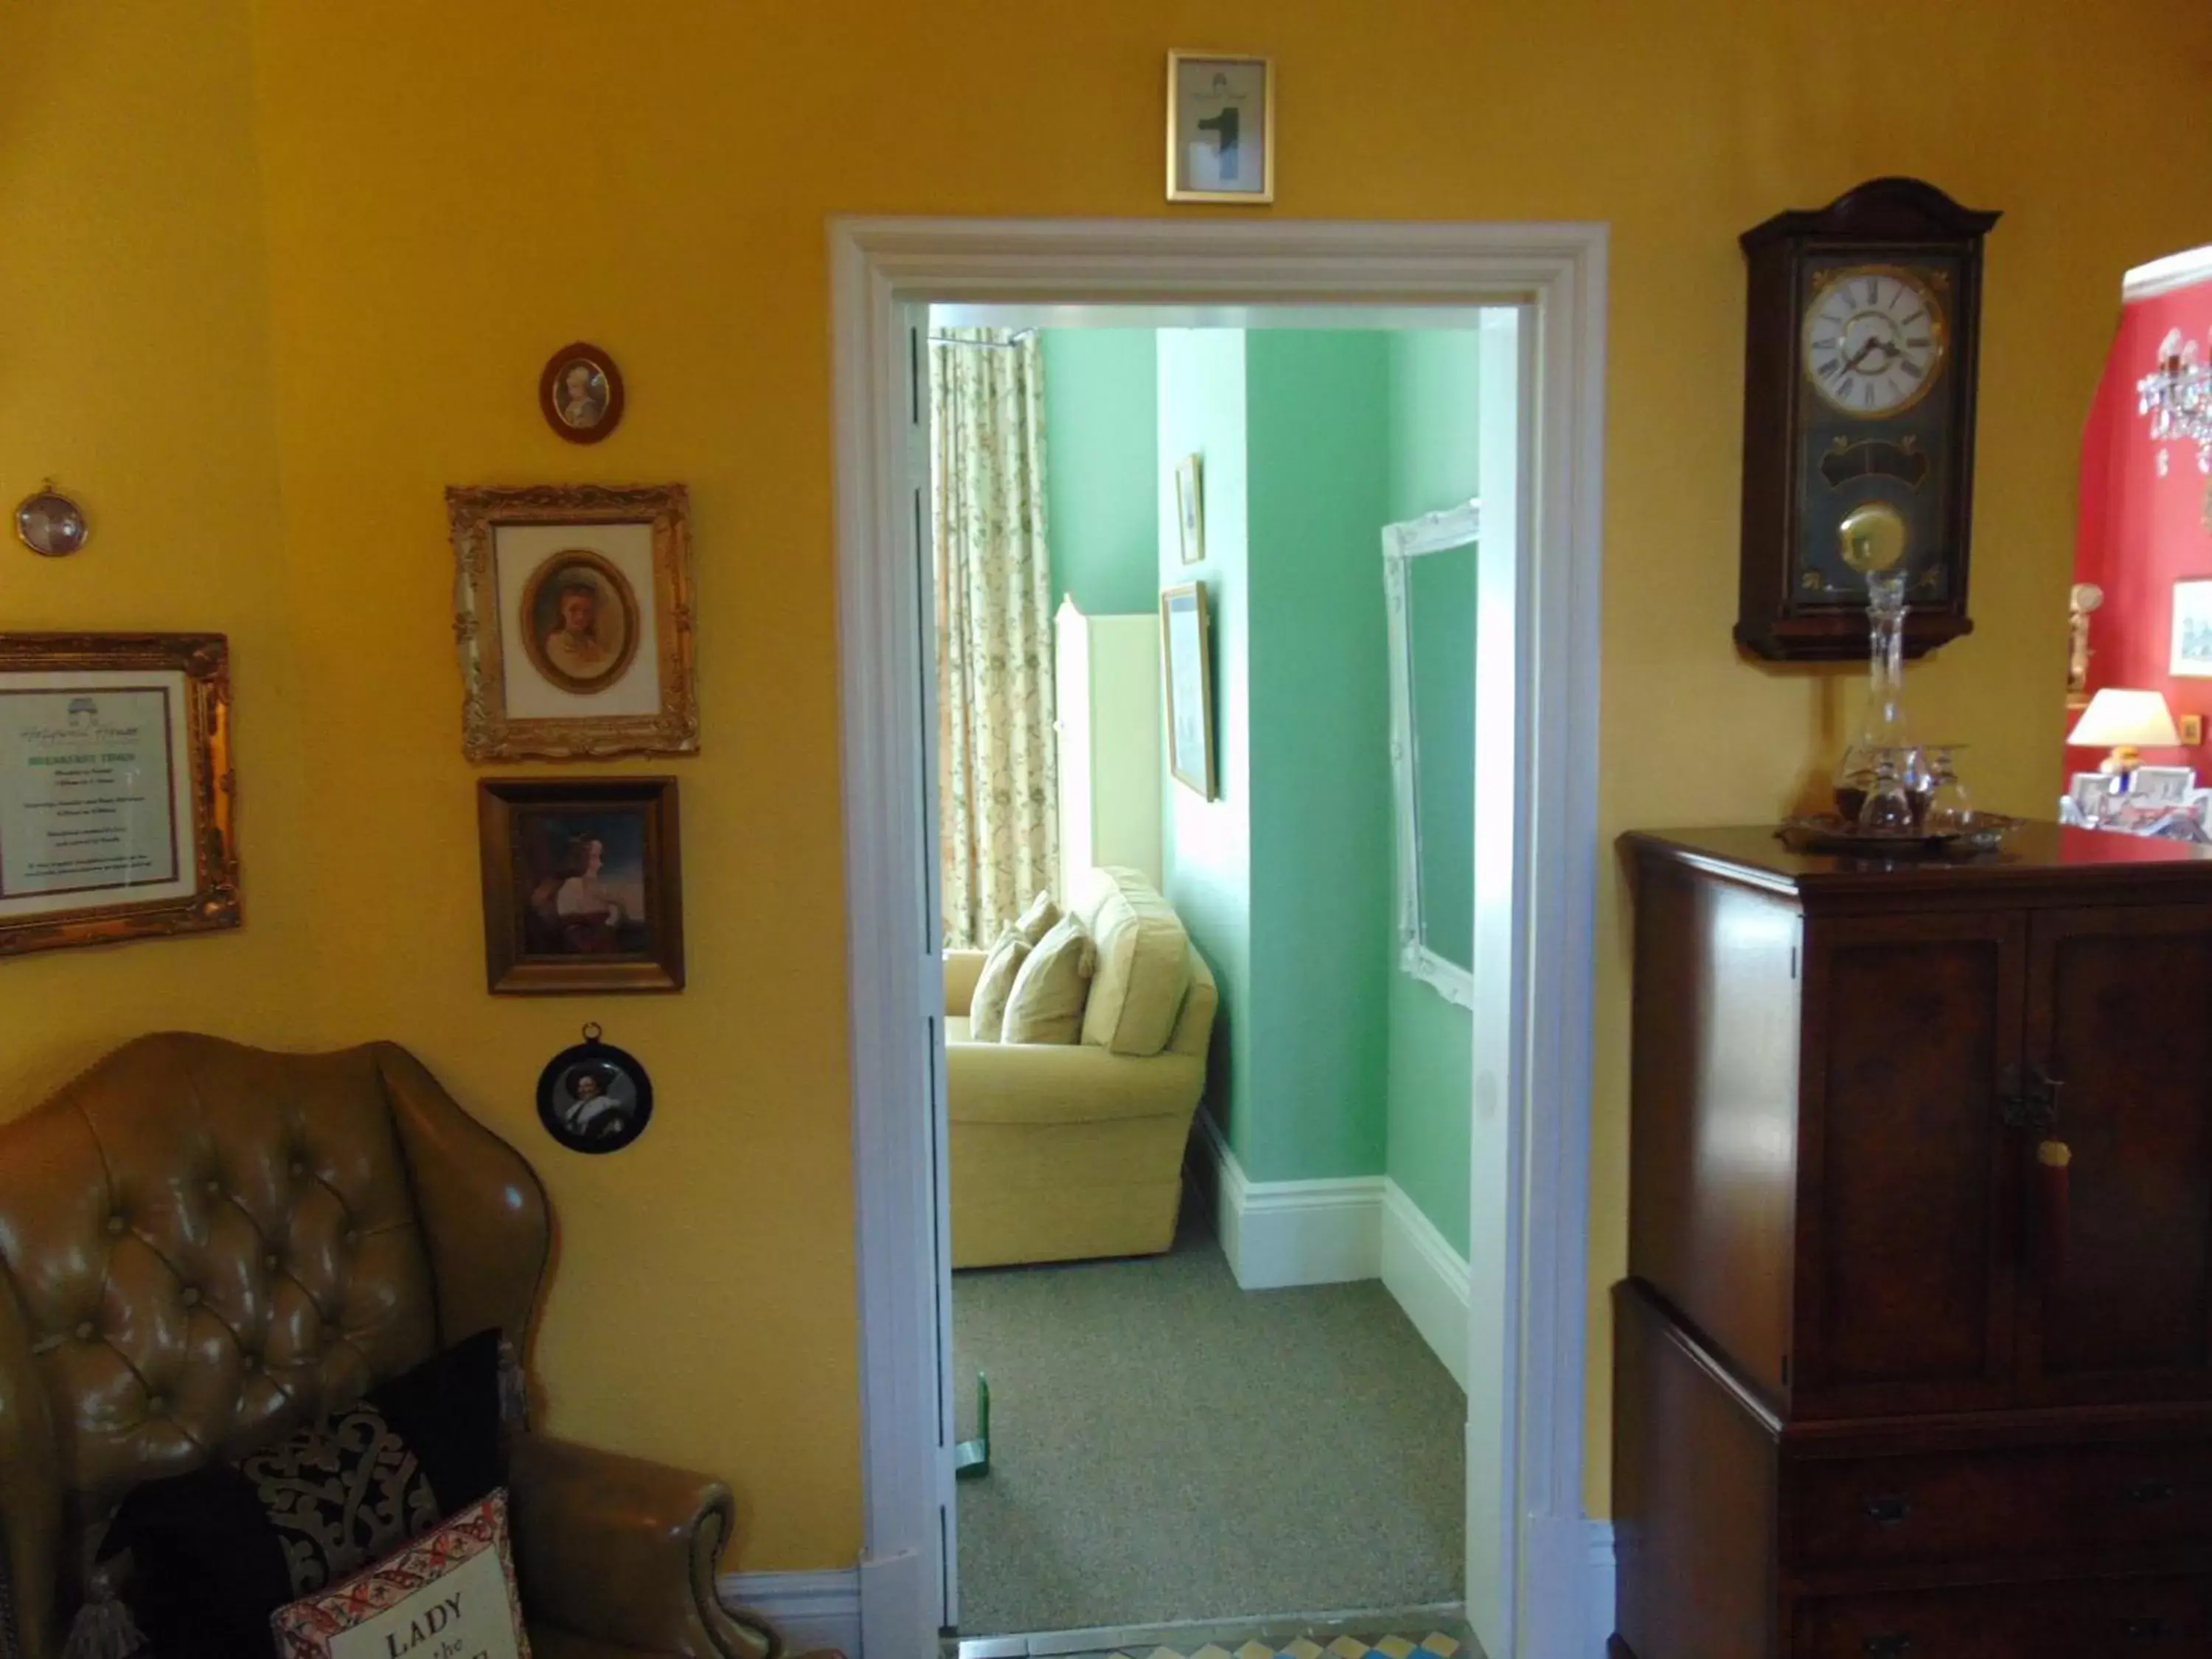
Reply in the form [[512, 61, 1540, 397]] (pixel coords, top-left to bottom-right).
[[100, 1329, 504, 1659], [271, 1489, 529, 1659]]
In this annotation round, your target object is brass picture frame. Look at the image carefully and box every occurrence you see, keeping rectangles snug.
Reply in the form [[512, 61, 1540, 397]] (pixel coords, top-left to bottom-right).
[[477, 776, 684, 995], [448, 483, 697, 762], [0, 633, 240, 956], [1160, 582, 1217, 799], [1166, 50, 1276, 205]]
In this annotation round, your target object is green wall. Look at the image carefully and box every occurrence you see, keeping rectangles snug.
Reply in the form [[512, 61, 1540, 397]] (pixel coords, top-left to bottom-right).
[[1245, 332, 1396, 1181], [1042, 329, 1159, 616], [1147, 324, 1486, 1253], [1155, 329, 1253, 1163], [1382, 329, 1484, 1257]]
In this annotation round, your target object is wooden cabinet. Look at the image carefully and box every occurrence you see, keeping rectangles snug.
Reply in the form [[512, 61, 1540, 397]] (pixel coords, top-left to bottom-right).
[[1615, 825, 2212, 1659]]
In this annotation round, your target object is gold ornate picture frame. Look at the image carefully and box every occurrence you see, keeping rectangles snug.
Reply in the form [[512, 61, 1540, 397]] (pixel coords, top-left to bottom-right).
[[0, 633, 240, 957], [448, 483, 696, 762]]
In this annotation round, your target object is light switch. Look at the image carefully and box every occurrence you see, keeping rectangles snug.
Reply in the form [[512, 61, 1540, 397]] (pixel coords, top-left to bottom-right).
[[2183, 714, 2205, 746]]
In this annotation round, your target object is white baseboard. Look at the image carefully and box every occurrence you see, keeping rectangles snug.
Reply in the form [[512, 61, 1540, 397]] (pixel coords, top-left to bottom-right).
[[1380, 1180, 1470, 1391], [721, 1568, 863, 1658], [1585, 1520, 1617, 1657], [1191, 1112, 1384, 1289]]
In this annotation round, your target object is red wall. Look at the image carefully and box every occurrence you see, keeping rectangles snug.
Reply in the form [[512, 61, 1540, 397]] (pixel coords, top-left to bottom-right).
[[2071, 270, 2212, 773]]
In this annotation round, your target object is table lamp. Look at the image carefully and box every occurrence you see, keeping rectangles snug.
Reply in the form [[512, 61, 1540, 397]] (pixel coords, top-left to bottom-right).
[[2066, 687, 2183, 776]]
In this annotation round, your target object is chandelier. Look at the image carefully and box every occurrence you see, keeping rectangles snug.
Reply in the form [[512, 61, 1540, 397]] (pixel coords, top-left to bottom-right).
[[2140, 327, 2212, 473]]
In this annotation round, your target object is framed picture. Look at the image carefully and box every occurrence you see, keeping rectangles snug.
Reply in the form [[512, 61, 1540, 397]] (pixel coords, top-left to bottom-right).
[[1175, 454, 1206, 564], [538, 341, 625, 444], [0, 633, 239, 957], [2133, 764, 2197, 804], [448, 483, 696, 761], [2174, 578, 2212, 678], [1166, 51, 1274, 204], [2067, 771, 2117, 822], [535, 1026, 653, 1154], [1160, 582, 1217, 800], [476, 776, 684, 993]]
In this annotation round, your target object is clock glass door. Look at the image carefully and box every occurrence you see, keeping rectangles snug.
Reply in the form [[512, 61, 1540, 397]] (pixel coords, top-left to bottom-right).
[[1792, 254, 1964, 612]]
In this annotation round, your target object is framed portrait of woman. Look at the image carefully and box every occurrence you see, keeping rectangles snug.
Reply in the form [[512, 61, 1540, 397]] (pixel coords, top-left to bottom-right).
[[448, 482, 695, 761], [477, 776, 684, 993]]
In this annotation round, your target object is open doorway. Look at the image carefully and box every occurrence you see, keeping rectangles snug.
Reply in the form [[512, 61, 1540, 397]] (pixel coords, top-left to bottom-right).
[[927, 309, 1512, 1641], [832, 220, 1608, 1659]]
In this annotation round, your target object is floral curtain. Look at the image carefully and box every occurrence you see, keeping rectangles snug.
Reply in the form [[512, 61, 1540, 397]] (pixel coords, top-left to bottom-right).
[[931, 327, 1058, 949]]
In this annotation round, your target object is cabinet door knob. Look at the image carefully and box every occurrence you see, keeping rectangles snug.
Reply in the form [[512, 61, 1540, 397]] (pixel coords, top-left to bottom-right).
[[2126, 1478, 2178, 1504], [1861, 1492, 1913, 1526], [2121, 1616, 2170, 1641], [1862, 1635, 1912, 1658]]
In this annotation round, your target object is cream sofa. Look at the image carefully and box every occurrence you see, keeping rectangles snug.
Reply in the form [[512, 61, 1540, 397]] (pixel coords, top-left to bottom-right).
[[945, 866, 1218, 1267]]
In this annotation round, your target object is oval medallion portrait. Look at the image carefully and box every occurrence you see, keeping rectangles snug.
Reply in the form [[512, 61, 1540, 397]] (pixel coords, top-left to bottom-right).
[[521, 549, 641, 695], [537, 341, 625, 444]]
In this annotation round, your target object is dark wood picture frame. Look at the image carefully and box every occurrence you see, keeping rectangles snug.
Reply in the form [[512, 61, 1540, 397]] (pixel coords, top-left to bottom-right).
[[538, 341, 626, 445], [0, 633, 240, 957], [476, 776, 684, 994]]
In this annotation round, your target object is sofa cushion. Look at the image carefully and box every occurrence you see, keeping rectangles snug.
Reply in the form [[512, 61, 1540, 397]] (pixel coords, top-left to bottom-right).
[[1071, 867, 1193, 1057], [1001, 915, 1094, 1044], [967, 931, 1031, 1041], [1012, 887, 1060, 945]]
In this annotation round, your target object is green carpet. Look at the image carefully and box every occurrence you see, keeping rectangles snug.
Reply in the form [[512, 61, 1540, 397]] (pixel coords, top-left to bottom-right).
[[951, 1211, 1466, 1635]]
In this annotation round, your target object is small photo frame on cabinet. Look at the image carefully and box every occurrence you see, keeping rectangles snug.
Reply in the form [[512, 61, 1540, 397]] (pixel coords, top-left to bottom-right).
[[477, 775, 684, 994], [1175, 454, 1206, 564], [1166, 52, 1274, 204], [1161, 582, 1217, 800], [2172, 578, 2212, 678], [2132, 765, 2197, 804], [448, 482, 696, 762]]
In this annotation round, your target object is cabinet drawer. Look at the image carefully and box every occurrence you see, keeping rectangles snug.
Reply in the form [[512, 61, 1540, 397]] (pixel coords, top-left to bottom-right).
[[1796, 1575, 2209, 1659], [1791, 1441, 2212, 1568]]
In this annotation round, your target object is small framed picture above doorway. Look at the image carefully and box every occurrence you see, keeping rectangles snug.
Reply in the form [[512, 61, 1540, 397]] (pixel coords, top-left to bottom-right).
[[1166, 52, 1274, 204]]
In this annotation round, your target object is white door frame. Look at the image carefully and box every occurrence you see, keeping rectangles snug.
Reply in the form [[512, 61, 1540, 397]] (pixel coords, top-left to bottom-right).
[[830, 217, 1608, 1659]]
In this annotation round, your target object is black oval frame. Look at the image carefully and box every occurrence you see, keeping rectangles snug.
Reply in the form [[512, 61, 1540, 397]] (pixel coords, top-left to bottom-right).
[[535, 1034, 653, 1155]]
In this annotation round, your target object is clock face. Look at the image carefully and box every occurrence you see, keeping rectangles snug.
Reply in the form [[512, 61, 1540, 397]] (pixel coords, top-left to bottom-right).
[[1802, 265, 1948, 417]]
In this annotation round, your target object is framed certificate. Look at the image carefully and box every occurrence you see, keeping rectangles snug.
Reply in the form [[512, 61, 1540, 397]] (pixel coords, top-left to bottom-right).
[[1166, 51, 1274, 204], [0, 634, 239, 956]]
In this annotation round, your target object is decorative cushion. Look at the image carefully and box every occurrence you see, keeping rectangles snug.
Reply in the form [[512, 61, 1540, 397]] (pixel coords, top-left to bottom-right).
[[1073, 867, 1193, 1057], [967, 931, 1032, 1042], [271, 1489, 529, 1659], [100, 1330, 504, 1659], [1012, 888, 1061, 945], [1001, 914, 1096, 1045]]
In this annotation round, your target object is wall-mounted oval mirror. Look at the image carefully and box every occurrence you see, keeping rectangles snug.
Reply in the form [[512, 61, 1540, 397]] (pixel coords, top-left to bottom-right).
[[1382, 499, 1478, 1009]]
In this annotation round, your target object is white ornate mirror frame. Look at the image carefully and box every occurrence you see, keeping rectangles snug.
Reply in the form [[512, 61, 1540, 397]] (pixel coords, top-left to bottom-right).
[[1383, 498, 1481, 1009]]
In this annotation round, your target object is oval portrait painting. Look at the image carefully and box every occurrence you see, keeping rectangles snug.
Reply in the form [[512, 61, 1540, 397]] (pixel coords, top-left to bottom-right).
[[521, 549, 641, 695], [553, 358, 611, 430]]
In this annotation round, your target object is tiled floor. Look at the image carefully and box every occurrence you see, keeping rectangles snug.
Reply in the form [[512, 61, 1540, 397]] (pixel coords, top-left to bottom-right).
[[953, 1614, 1476, 1659], [1110, 1632, 1467, 1659]]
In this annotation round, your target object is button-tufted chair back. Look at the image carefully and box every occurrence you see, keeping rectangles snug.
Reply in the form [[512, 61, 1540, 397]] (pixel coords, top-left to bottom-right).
[[0, 1033, 549, 1656]]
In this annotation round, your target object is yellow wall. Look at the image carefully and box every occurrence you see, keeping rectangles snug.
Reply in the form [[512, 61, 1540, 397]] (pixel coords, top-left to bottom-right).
[[0, 1, 312, 1096], [7, 0, 2211, 1564]]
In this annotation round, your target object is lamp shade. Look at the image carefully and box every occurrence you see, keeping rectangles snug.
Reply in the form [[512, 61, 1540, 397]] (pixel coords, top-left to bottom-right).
[[2067, 686, 2183, 748]]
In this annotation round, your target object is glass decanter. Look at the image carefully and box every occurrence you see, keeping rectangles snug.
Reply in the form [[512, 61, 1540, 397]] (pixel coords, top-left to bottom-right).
[[1921, 744, 1975, 835], [1834, 570, 1930, 830]]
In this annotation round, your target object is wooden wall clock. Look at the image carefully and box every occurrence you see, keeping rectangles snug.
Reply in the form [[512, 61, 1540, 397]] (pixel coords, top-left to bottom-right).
[[1735, 177, 2001, 661]]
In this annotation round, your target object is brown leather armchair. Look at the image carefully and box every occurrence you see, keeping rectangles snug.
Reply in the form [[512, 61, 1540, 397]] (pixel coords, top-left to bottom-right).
[[0, 1033, 784, 1659]]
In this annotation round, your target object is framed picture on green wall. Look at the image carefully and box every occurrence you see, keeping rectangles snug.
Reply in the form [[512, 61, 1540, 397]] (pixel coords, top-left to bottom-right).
[[1175, 453, 1205, 564], [1160, 582, 1216, 799]]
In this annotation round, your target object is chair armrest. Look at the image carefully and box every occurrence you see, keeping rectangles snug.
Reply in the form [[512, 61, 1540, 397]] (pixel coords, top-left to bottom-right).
[[944, 950, 987, 1017], [946, 1040, 1205, 1126], [508, 1433, 769, 1658]]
